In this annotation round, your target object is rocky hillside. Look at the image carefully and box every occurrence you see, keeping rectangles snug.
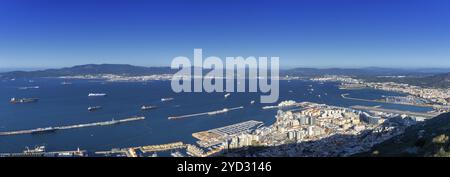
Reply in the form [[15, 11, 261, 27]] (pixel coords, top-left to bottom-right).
[[360, 112, 450, 157]]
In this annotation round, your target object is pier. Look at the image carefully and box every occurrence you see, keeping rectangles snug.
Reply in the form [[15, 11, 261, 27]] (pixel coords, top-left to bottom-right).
[[0, 116, 145, 136], [95, 141, 186, 157], [168, 106, 244, 120], [0, 149, 87, 157], [138, 141, 186, 152]]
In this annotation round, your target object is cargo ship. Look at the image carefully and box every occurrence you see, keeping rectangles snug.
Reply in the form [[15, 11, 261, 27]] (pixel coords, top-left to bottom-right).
[[88, 106, 102, 112], [262, 100, 297, 110], [141, 105, 157, 110], [10, 97, 39, 104], [18, 86, 40, 90], [88, 93, 107, 97]]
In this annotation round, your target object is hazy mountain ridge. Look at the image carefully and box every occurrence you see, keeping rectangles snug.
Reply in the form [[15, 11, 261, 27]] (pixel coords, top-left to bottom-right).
[[282, 67, 450, 77], [360, 72, 450, 88], [1, 64, 450, 87], [0, 64, 176, 79]]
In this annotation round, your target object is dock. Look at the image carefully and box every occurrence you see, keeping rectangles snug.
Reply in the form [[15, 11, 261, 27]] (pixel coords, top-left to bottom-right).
[[138, 142, 186, 152], [168, 106, 244, 120], [0, 116, 145, 136], [95, 141, 186, 157], [0, 147, 87, 157]]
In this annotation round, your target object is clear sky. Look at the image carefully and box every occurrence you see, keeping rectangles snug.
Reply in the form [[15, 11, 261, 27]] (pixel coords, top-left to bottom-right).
[[0, 0, 449, 69]]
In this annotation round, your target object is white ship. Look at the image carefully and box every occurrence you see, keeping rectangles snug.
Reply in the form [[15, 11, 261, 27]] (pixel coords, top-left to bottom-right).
[[161, 97, 174, 102], [88, 106, 102, 111], [23, 146, 46, 154], [224, 93, 231, 98], [141, 105, 157, 110], [262, 100, 297, 109], [88, 93, 107, 97]]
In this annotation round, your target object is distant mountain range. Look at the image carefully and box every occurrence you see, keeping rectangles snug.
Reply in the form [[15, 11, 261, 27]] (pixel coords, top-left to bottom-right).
[[1, 64, 449, 88], [281, 67, 450, 77], [360, 72, 450, 88], [357, 112, 450, 157], [0, 64, 176, 79]]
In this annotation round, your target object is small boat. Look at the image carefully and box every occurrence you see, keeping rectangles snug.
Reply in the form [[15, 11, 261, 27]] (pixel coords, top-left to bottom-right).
[[141, 105, 157, 110], [224, 93, 231, 98], [250, 100, 255, 104], [88, 106, 102, 112]]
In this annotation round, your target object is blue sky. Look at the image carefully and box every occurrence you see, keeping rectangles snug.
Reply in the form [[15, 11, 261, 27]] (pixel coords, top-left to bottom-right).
[[0, 0, 449, 69]]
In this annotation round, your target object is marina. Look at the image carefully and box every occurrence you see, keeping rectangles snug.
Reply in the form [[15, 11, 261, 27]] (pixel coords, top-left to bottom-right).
[[192, 120, 264, 144], [0, 116, 145, 136]]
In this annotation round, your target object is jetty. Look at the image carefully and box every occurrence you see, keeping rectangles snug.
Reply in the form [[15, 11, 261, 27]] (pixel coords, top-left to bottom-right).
[[0, 116, 145, 136], [168, 106, 244, 120]]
